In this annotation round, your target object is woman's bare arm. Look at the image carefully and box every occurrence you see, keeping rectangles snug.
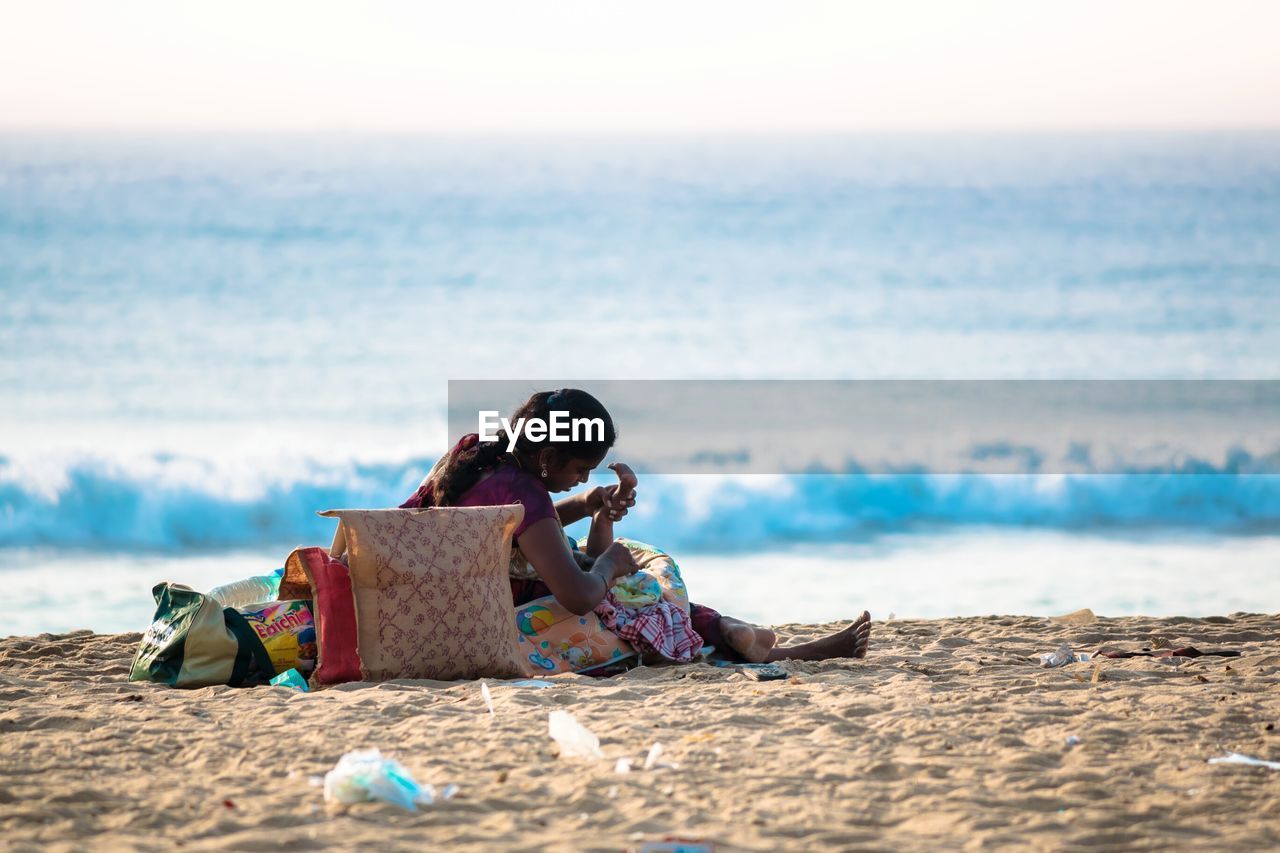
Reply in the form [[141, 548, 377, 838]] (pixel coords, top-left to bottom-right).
[[554, 489, 601, 527], [555, 463, 638, 527], [518, 517, 640, 615]]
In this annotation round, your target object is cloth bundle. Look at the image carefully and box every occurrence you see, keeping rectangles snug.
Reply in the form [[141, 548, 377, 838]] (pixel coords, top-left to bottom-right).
[[592, 539, 701, 662]]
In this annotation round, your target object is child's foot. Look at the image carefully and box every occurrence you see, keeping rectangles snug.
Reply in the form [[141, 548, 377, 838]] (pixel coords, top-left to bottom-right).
[[767, 611, 872, 662], [721, 617, 778, 663]]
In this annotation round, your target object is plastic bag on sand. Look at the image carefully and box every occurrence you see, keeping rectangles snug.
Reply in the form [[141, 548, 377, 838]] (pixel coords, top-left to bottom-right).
[[1208, 752, 1280, 771], [269, 668, 309, 692], [324, 749, 457, 810], [1039, 643, 1074, 667], [549, 710, 603, 759]]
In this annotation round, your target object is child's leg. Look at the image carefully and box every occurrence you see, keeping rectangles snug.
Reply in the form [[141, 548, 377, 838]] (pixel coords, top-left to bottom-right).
[[690, 604, 776, 663], [695, 606, 872, 662], [718, 616, 779, 663]]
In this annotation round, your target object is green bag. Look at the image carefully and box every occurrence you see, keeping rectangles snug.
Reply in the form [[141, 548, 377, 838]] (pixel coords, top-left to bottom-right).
[[129, 582, 276, 688]]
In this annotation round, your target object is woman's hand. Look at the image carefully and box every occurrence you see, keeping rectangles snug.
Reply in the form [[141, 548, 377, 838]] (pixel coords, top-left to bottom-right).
[[591, 540, 641, 585], [520, 518, 621, 615]]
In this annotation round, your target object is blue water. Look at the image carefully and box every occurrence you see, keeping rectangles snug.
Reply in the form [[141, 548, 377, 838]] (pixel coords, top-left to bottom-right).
[[2, 132, 1278, 627]]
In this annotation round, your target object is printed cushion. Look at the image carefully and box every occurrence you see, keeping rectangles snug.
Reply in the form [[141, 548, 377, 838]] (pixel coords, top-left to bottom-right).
[[318, 505, 526, 681]]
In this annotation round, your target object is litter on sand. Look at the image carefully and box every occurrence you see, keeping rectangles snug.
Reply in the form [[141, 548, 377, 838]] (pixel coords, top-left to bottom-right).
[[323, 749, 457, 811], [269, 668, 309, 692], [1207, 752, 1280, 771], [1039, 643, 1091, 667], [617, 742, 679, 774], [549, 710, 604, 759], [480, 681, 495, 714], [1093, 646, 1241, 659], [708, 661, 788, 681]]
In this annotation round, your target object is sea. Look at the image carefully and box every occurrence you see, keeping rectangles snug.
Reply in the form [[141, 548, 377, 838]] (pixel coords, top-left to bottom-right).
[[2, 131, 1278, 635]]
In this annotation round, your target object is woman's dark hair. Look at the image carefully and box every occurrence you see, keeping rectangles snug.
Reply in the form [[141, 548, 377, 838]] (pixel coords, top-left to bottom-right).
[[420, 388, 616, 508]]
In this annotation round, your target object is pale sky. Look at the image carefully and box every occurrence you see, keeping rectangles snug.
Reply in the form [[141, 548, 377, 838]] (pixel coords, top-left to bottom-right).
[[2, 0, 1278, 132]]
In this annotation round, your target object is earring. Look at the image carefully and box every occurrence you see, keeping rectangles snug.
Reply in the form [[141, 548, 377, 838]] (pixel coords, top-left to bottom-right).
[[540, 465, 548, 478]]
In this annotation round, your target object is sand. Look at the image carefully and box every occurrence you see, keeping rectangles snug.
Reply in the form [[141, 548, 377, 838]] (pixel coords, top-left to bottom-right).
[[2, 613, 1279, 851]]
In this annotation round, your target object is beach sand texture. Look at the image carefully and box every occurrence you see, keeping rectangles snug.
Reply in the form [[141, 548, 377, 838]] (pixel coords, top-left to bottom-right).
[[2, 613, 1278, 851]]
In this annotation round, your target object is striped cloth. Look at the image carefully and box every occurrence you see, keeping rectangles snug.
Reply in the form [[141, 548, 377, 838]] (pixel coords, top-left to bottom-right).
[[594, 591, 703, 662]]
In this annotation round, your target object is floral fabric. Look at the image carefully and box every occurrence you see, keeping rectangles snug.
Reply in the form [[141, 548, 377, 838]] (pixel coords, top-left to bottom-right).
[[402, 462, 557, 581]]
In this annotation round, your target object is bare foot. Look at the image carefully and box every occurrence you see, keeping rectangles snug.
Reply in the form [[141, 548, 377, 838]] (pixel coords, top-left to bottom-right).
[[721, 617, 778, 663], [766, 611, 872, 662], [850, 610, 872, 659]]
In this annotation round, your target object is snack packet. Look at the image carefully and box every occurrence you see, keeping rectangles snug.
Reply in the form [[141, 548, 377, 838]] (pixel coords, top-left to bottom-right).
[[238, 599, 317, 676]]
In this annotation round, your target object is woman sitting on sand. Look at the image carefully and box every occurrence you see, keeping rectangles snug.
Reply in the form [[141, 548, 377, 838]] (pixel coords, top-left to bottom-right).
[[401, 388, 871, 663]]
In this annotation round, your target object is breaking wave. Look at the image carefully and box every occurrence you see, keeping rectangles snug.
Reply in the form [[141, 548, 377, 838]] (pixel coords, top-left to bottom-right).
[[1, 452, 1276, 554]]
